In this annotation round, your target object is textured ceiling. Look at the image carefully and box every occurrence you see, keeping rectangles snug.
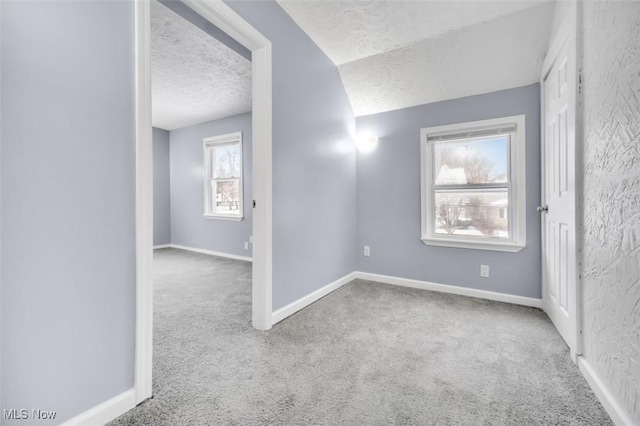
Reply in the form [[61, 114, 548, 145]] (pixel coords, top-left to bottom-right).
[[340, 3, 555, 116], [277, 0, 550, 66], [277, 0, 554, 116], [151, 1, 251, 130]]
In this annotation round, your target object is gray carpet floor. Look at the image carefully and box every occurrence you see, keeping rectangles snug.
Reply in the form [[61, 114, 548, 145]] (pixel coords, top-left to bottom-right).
[[110, 248, 611, 425]]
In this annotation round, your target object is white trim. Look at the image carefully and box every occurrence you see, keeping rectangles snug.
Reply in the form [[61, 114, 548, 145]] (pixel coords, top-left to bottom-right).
[[420, 115, 527, 252], [169, 244, 253, 262], [421, 238, 524, 252], [574, 0, 584, 359], [578, 357, 636, 426], [153, 244, 171, 249], [203, 131, 243, 146], [203, 131, 244, 220], [203, 214, 243, 221], [271, 272, 358, 325], [61, 389, 136, 426], [248, 40, 273, 332], [134, 0, 153, 405], [272, 270, 542, 325], [355, 272, 542, 308]]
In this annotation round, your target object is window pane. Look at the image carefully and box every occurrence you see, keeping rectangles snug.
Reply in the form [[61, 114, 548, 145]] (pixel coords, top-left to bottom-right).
[[212, 179, 240, 214], [214, 142, 241, 178], [434, 136, 509, 185], [434, 190, 509, 238]]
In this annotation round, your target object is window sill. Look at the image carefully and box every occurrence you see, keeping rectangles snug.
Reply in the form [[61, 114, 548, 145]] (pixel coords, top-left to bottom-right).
[[203, 214, 243, 222], [421, 237, 524, 252]]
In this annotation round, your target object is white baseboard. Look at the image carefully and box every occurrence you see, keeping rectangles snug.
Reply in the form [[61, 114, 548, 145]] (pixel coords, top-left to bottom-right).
[[272, 271, 541, 325], [271, 272, 358, 325], [153, 244, 171, 249], [354, 271, 542, 308], [578, 357, 636, 426], [167, 244, 252, 262], [62, 388, 136, 426]]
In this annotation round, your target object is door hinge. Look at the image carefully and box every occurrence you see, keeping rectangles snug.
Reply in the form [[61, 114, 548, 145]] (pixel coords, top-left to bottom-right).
[[253, 200, 256, 208]]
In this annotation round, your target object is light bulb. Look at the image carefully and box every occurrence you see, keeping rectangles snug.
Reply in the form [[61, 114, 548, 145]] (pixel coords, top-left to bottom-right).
[[356, 134, 378, 153]]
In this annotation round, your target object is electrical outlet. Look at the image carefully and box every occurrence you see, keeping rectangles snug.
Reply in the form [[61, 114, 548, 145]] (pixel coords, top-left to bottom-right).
[[249, 235, 253, 243], [244, 242, 249, 250], [480, 265, 490, 278], [364, 245, 371, 257]]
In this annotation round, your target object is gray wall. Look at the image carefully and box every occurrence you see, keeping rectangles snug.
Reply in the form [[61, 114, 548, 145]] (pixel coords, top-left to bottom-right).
[[169, 112, 253, 257], [0, 0, 356, 422], [581, 2, 640, 423], [0, 0, 3, 414], [225, 1, 357, 310], [1, 1, 135, 424], [153, 127, 171, 246], [356, 84, 541, 299]]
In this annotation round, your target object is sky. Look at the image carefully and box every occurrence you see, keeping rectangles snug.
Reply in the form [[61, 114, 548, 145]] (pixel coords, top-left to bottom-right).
[[478, 136, 509, 177], [437, 135, 509, 179]]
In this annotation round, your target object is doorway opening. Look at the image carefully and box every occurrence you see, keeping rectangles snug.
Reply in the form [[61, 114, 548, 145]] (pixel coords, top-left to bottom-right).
[[134, 0, 273, 404]]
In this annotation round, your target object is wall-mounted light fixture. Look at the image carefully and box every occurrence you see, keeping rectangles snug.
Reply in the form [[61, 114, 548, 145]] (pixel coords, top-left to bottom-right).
[[356, 133, 378, 153]]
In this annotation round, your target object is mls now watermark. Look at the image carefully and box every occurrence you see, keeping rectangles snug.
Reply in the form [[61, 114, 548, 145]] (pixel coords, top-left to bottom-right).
[[4, 409, 57, 420]]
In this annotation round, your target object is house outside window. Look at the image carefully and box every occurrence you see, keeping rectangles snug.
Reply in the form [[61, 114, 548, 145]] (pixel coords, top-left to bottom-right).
[[203, 131, 243, 221], [420, 115, 526, 252]]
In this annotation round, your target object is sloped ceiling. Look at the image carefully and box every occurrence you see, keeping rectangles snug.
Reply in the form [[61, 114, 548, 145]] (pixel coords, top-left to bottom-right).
[[151, 1, 251, 130], [277, 0, 554, 116]]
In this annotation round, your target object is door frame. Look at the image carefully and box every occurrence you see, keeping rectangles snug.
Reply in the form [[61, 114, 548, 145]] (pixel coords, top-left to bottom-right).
[[539, 1, 583, 361], [134, 0, 273, 404]]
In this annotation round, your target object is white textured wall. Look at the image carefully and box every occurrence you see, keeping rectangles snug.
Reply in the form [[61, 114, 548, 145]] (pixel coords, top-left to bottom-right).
[[581, 2, 640, 423]]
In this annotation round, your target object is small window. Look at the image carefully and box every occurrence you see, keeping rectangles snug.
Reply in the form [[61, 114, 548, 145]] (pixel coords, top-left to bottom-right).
[[203, 132, 243, 221], [420, 116, 526, 252]]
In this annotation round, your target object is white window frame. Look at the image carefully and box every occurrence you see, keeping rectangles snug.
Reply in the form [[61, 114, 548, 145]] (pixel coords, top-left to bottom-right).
[[203, 131, 244, 221], [420, 115, 526, 252]]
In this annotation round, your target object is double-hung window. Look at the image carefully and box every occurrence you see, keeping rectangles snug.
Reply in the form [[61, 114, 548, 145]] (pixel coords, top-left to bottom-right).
[[203, 132, 243, 221], [420, 115, 526, 252]]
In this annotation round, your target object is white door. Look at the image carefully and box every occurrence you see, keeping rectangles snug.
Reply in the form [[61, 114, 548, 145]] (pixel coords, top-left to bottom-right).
[[541, 32, 577, 356]]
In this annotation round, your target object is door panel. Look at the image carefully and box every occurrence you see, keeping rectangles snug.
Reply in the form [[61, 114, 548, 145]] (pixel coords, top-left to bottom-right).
[[542, 33, 577, 355]]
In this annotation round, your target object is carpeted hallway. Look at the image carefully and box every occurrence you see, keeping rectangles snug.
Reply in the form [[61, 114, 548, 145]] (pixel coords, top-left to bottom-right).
[[110, 248, 611, 425]]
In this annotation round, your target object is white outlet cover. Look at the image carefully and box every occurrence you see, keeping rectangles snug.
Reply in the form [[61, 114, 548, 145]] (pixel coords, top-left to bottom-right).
[[480, 265, 490, 278]]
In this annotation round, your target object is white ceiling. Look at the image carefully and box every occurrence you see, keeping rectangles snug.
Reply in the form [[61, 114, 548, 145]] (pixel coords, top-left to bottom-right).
[[277, 0, 554, 116], [151, 1, 251, 131]]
